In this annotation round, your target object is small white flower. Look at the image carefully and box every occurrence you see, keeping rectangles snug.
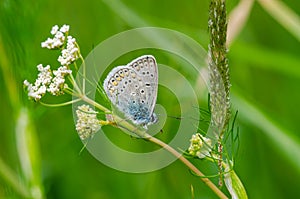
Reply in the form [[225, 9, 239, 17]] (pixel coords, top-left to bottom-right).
[[57, 36, 79, 66], [23, 80, 31, 87], [47, 66, 72, 96], [188, 133, 212, 158], [37, 64, 52, 81], [50, 25, 59, 35], [76, 105, 101, 140], [24, 64, 53, 101], [60, 24, 70, 33], [55, 31, 64, 40], [41, 36, 64, 49], [41, 38, 52, 49], [67, 35, 75, 43], [41, 25, 70, 49]]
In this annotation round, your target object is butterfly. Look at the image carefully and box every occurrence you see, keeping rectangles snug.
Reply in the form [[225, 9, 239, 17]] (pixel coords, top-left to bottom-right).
[[103, 55, 158, 128]]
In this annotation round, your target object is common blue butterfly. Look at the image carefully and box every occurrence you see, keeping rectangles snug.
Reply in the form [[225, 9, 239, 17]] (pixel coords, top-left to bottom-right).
[[103, 55, 158, 127]]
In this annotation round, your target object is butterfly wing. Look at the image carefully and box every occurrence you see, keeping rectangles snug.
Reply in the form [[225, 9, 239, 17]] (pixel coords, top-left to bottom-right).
[[103, 55, 158, 125], [127, 55, 158, 123]]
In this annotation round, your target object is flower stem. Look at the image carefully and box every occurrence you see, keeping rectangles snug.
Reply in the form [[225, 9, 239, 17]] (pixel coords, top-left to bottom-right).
[[81, 95, 110, 113], [79, 54, 86, 94], [69, 74, 82, 95]]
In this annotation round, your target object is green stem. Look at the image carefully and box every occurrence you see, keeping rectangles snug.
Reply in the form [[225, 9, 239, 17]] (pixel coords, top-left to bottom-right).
[[81, 95, 110, 113], [69, 73, 83, 95], [79, 54, 86, 94]]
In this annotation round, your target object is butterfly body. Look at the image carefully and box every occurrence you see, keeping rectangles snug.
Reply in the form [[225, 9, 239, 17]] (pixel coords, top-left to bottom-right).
[[103, 55, 158, 127]]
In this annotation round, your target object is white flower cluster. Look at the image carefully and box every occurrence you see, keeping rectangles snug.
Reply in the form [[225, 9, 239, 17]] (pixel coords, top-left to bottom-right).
[[24, 64, 72, 101], [24, 24, 80, 101], [41, 24, 79, 66], [76, 104, 101, 140], [57, 36, 79, 66], [48, 66, 72, 96], [23, 64, 52, 101], [188, 133, 212, 159], [41, 24, 70, 49]]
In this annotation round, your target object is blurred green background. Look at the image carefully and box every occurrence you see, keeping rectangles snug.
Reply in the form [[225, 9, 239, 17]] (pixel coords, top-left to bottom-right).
[[1, 0, 300, 198]]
